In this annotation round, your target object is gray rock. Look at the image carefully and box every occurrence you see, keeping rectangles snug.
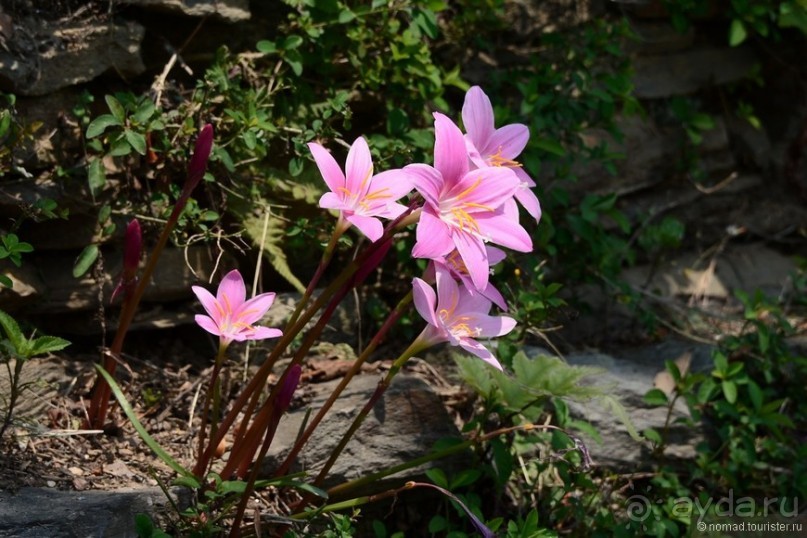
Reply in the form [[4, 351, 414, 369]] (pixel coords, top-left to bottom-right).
[[621, 242, 797, 301], [120, 0, 251, 22], [0, 21, 145, 96], [261, 373, 461, 491], [551, 340, 713, 468], [626, 20, 695, 56], [632, 47, 759, 99], [0, 486, 185, 538]]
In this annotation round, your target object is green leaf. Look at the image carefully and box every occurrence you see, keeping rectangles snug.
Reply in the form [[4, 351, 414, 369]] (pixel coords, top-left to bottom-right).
[[425, 467, 448, 488], [0, 111, 11, 139], [722, 380, 738, 404], [125, 130, 147, 155], [0, 274, 12, 288], [28, 335, 71, 356], [134, 514, 154, 538], [88, 158, 106, 196], [729, 19, 748, 46], [0, 309, 25, 355], [72, 244, 99, 278], [242, 212, 306, 293], [412, 8, 439, 39], [779, 2, 807, 34], [532, 137, 566, 157], [105, 95, 126, 123], [95, 365, 194, 478], [603, 395, 642, 441], [643, 427, 663, 445], [281, 35, 304, 50], [86, 114, 121, 139], [256, 40, 277, 53], [284, 49, 303, 76], [109, 136, 133, 157], [747, 379, 763, 411], [644, 388, 669, 407], [338, 8, 356, 23], [133, 100, 155, 124], [173, 475, 201, 489], [449, 469, 481, 489]]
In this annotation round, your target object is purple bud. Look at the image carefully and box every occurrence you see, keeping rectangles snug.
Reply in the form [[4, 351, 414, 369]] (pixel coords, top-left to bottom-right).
[[184, 124, 214, 195], [123, 219, 142, 275], [276, 364, 302, 413], [111, 219, 142, 303]]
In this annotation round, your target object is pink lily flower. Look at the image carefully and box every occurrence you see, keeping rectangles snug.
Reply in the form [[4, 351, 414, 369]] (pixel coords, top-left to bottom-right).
[[407, 113, 532, 291], [192, 269, 282, 347], [462, 86, 542, 221], [412, 266, 516, 370], [426, 245, 508, 311], [310, 137, 413, 242]]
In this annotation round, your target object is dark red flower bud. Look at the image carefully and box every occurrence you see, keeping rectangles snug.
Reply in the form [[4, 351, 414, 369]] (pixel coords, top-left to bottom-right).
[[111, 219, 142, 303], [184, 124, 214, 196], [276, 364, 302, 413]]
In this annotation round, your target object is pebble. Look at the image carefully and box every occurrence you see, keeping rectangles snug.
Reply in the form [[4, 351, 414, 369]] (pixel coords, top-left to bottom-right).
[[46, 480, 56, 488]]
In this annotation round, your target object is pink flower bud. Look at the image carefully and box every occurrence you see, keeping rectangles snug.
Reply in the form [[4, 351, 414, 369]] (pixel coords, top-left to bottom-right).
[[276, 364, 302, 413], [123, 219, 142, 276], [111, 219, 142, 303], [184, 123, 214, 196]]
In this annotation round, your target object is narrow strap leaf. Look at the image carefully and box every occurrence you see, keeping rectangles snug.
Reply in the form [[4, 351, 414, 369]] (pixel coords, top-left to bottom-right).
[[95, 365, 194, 479]]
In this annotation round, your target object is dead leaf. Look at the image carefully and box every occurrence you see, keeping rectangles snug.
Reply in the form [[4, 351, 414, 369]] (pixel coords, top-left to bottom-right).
[[654, 351, 692, 396]]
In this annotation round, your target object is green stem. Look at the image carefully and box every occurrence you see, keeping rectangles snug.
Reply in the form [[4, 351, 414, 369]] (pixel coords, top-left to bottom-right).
[[286, 218, 345, 329], [0, 358, 23, 441], [195, 207, 413, 477], [88, 194, 196, 429], [289, 482, 416, 521], [197, 342, 228, 462]]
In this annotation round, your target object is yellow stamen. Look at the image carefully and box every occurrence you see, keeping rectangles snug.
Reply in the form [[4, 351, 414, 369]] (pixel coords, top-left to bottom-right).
[[488, 147, 522, 168]]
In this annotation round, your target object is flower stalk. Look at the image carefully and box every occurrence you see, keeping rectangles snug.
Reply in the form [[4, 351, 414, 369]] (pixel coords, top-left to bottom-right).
[[87, 124, 214, 429]]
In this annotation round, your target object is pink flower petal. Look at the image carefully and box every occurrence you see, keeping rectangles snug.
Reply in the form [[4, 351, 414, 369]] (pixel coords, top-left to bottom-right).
[[475, 202, 533, 252], [472, 313, 517, 338], [236, 292, 276, 325], [514, 185, 542, 222], [217, 269, 247, 309], [454, 231, 489, 291], [448, 167, 519, 212], [487, 246, 507, 266], [345, 137, 373, 196], [319, 191, 346, 210], [412, 277, 438, 327], [481, 282, 508, 311], [413, 208, 454, 259], [194, 314, 222, 337], [458, 338, 503, 370], [370, 169, 414, 201], [309, 143, 346, 194], [406, 164, 443, 208], [435, 264, 460, 314], [486, 124, 529, 160], [244, 326, 283, 341], [192, 285, 221, 321], [462, 86, 495, 152], [346, 213, 384, 242], [433, 113, 469, 185]]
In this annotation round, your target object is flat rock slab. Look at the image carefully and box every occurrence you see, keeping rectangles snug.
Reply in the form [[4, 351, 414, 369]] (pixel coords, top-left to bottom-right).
[[261, 373, 461, 491], [0, 487, 178, 537], [536, 340, 713, 468]]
